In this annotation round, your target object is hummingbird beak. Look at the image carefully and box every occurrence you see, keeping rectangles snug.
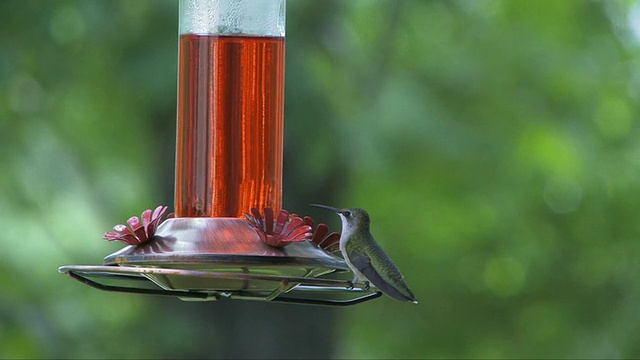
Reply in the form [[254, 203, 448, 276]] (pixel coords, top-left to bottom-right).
[[310, 204, 344, 214]]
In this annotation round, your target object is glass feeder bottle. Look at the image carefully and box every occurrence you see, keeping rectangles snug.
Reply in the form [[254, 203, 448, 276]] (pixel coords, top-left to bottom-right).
[[175, 0, 286, 217]]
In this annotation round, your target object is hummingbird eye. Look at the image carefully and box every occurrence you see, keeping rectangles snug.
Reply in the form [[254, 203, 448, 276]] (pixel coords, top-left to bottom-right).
[[343, 210, 352, 217]]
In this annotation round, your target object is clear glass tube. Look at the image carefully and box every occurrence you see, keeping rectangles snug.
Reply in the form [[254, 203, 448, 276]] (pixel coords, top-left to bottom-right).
[[179, 0, 285, 36], [175, 0, 285, 217]]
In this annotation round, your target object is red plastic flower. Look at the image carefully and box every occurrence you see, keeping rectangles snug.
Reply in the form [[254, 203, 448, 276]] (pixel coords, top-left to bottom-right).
[[245, 208, 312, 248], [103, 205, 174, 245], [303, 216, 341, 253]]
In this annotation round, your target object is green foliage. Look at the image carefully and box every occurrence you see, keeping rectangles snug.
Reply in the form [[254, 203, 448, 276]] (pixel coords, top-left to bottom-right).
[[1, 0, 640, 358]]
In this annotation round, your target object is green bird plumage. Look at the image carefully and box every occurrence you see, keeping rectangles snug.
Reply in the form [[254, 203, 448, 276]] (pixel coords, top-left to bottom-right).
[[311, 204, 418, 304]]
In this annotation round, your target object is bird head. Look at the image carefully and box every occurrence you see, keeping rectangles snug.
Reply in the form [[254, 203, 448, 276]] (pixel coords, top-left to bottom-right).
[[310, 204, 370, 234]]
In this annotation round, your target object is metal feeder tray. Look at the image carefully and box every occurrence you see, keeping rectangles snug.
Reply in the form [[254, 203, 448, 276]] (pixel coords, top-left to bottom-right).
[[59, 217, 382, 306]]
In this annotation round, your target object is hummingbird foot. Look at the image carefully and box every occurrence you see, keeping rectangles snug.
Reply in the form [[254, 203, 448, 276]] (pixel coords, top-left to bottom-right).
[[345, 280, 370, 291]]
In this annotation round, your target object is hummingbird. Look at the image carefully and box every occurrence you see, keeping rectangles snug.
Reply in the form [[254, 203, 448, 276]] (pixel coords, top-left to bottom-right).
[[311, 204, 418, 304]]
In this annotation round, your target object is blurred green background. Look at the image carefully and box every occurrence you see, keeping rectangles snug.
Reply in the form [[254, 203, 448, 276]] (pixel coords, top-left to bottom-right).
[[2, 0, 640, 358]]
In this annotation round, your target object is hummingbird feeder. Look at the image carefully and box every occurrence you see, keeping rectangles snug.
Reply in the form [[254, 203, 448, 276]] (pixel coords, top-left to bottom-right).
[[58, 0, 381, 306]]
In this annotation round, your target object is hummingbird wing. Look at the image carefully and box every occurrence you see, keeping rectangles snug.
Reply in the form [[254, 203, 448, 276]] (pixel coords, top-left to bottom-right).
[[347, 242, 417, 303]]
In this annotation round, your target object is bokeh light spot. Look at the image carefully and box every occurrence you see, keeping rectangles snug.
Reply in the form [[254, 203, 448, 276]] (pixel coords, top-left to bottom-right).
[[49, 5, 86, 45], [543, 177, 583, 214]]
